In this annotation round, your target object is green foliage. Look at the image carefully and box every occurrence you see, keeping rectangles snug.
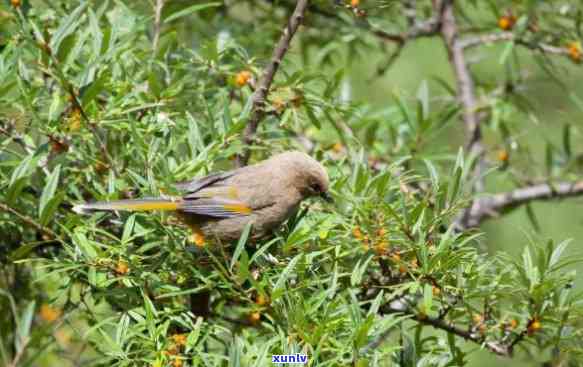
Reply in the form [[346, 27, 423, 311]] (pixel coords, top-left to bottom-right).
[[1, 1, 583, 366]]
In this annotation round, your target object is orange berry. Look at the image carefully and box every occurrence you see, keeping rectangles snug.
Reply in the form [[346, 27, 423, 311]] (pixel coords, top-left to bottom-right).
[[191, 231, 205, 247], [567, 42, 582, 63], [172, 358, 183, 367], [376, 228, 386, 237], [40, 304, 61, 323], [248, 311, 261, 324], [352, 226, 363, 240], [509, 319, 518, 329], [478, 323, 487, 334], [235, 70, 252, 87], [114, 261, 129, 275], [432, 286, 441, 296], [350, 0, 360, 8], [498, 15, 516, 31], [497, 149, 509, 162], [10, 0, 21, 8], [172, 333, 188, 346], [398, 265, 407, 274]]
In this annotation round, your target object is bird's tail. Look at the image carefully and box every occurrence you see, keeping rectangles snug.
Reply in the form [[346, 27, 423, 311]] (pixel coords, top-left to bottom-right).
[[72, 197, 181, 214]]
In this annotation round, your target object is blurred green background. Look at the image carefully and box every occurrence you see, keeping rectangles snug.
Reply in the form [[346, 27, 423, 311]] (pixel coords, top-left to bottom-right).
[[346, 38, 583, 366]]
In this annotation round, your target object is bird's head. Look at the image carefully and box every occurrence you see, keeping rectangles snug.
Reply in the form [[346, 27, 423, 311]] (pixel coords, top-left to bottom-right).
[[269, 151, 332, 202]]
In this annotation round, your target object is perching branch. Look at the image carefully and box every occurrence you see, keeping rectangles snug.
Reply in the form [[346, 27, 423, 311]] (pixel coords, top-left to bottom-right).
[[236, 0, 310, 167], [462, 181, 583, 228]]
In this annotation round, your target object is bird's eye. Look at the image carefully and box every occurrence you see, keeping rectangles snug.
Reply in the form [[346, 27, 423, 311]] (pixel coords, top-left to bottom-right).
[[310, 183, 321, 193]]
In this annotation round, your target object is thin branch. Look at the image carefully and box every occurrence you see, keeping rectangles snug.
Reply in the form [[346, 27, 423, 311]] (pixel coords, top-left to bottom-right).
[[236, 0, 310, 167], [463, 181, 583, 228], [153, 0, 164, 53], [0, 202, 60, 241], [381, 304, 511, 356], [459, 32, 572, 57]]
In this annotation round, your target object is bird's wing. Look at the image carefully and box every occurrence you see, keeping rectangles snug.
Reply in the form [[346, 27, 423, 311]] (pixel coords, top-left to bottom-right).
[[175, 170, 252, 218], [174, 171, 235, 193]]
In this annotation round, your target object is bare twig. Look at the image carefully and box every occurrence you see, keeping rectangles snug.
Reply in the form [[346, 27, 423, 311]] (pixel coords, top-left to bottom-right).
[[0, 202, 60, 240], [462, 181, 583, 228], [153, 0, 164, 53], [236, 0, 310, 167], [459, 32, 571, 57]]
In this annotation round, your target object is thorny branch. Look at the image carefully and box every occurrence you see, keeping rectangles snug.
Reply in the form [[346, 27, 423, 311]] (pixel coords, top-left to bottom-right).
[[0, 202, 60, 241], [459, 32, 573, 57], [381, 304, 512, 356], [236, 0, 310, 167]]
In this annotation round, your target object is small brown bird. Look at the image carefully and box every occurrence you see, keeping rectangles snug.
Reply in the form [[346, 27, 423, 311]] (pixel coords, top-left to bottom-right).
[[73, 151, 331, 245]]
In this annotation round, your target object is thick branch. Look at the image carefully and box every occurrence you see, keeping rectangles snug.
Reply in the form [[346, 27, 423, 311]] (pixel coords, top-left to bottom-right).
[[463, 181, 583, 228], [440, 1, 487, 229], [236, 0, 309, 167], [382, 304, 511, 356]]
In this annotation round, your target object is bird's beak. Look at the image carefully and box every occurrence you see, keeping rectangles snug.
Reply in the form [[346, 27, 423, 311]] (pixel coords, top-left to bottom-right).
[[320, 191, 334, 203]]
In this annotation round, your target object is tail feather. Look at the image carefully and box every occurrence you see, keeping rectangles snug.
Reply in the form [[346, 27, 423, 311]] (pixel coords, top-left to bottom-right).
[[73, 197, 181, 214]]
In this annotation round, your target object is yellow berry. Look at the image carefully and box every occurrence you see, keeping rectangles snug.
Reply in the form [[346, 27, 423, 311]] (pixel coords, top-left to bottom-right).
[[528, 318, 542, 335], [472, 314, 484, 324], [255, 293, 269, 306], [332, 142, 343, 153]]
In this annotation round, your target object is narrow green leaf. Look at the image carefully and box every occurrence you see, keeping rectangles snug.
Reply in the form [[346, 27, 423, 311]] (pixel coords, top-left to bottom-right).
[[39, 164, 61, 219], [50, 2, 89, 54], [273, 254, 302, 297], [231, 222, 252, 271], [164, 3, 221, 23]]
